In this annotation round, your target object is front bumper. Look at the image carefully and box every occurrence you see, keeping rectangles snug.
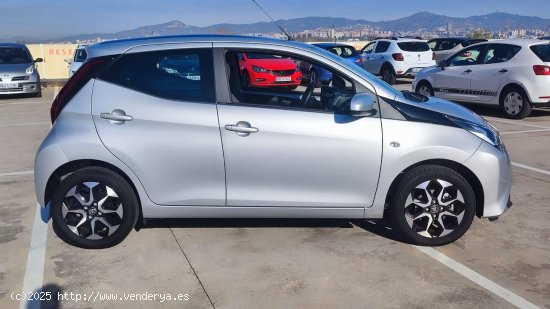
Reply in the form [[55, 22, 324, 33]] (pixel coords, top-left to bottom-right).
[[463, 142, 512, 218], [0, 82, 40, 95]]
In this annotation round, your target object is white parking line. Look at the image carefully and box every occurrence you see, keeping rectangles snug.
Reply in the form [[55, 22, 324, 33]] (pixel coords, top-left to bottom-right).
[[512, 162, 550, 176], [415, 246, 539, 309], [0, 122, 50, 128], [485, 117, 550, 130], [20, 203, 49, 309], [500, 129, 550, 135], [0, 170, 34, 177]]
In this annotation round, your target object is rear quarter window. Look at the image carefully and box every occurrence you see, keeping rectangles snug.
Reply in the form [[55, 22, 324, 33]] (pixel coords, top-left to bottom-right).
[[99, 48, 215, 102], [397, 42, 430, 52], [530, 44, 550, 62]]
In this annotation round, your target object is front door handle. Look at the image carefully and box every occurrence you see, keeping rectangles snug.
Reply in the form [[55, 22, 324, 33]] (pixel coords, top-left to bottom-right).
[[464, 69, 472, 73], [100, 109, 133, 125], [499, 69, 509, 73], [224, 121, 259, 137]]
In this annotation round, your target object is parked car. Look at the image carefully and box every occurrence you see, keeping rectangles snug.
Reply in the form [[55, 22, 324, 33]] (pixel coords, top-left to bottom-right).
[[65, 45, 88, 78], [36, 35, 511, 248], [238, 52, 301, 89], [360, 38, 436, 85], [428, 38, 488, 63], [300, 43, 363, 86], [0, 43, 43, 97], [413, 39, 550, 118]]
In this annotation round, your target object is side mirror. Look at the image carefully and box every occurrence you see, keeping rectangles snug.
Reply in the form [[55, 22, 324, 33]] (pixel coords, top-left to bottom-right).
[[34, 58, 43, 63], [438, 60, 447, 70], [64, 58, 72, 64], [349, 93, 376, 116]]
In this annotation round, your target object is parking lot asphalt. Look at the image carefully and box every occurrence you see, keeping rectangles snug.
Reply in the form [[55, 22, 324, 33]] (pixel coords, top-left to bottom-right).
[[1, 83, 549, 308]]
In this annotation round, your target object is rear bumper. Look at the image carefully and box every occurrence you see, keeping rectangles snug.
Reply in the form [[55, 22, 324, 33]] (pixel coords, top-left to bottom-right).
[[463, 142, 512, 218]]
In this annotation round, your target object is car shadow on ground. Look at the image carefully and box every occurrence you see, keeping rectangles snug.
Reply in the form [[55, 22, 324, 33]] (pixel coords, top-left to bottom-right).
[[138, 217, 411, 244]]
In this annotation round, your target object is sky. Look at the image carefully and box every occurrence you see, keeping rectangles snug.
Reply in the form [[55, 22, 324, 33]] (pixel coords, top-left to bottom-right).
[[1, 0, 550, 40]]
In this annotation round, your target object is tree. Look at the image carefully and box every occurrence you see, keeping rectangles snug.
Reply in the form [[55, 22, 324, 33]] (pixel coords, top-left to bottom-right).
[[471, 29, 492, 39]]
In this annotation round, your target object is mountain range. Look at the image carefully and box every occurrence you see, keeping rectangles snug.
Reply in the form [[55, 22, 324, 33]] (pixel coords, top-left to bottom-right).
[[48, 12, 550, 42]]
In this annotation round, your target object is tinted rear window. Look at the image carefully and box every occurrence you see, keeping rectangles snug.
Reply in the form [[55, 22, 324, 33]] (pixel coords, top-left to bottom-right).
[[99, 48, 215, 102], [530, 44, 550, 62], [397, 42, 430, 52]]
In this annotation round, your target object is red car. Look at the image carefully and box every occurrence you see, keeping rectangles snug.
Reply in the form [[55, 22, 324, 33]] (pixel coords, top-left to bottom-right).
[[238, 53, 302, 88]]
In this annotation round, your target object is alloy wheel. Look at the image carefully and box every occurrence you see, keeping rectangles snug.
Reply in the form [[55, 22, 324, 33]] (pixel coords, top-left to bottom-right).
[[404, 179, 466, 238], [62, 182, 124, 240]]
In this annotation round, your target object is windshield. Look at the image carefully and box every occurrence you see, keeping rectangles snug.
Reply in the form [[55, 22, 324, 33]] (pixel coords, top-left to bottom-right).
[[74, 49, 87, 62], [326, 46, 359, 58], [0, 47, 32, 64], [530, 44, 550, 62], [397, 42, 430, 52]]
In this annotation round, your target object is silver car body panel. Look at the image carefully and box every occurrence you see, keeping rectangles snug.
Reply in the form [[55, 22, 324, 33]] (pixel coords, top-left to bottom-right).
[[34, 35, 513, 222]]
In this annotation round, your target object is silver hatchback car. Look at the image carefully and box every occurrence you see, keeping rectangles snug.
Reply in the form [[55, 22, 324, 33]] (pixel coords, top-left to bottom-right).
[[0, 43, 42, 96], [35, 35, 512, 248]]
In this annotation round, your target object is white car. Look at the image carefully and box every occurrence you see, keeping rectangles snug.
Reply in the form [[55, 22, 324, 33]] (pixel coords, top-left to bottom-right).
[[65, 45, 88, 77], [360, 38, 436, 85], [413, 39, 550, 119]]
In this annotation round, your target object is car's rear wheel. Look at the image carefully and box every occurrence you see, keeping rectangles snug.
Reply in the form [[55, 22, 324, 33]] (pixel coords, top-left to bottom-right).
[[500, 87, 532, 119], [389, 165, 476, 246], [416, 81, 434, 97], [51, 167, 138, 249], [381, 65, 396, 85]]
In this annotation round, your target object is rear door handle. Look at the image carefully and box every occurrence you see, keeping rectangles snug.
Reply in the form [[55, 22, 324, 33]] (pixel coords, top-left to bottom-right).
[[100, 109, 133, 125], [464, 69, 472, 73], [499, 69, 509, 73], [224, 121, 258, 137]]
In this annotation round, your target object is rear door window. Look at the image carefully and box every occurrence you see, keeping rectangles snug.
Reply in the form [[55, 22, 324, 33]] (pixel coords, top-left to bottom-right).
[[530, 44, 550, 62], [374, 41, 391, 53], [483, 44, 521, 64], [99, 48, 215, 102], [397, 42, 430, 52]]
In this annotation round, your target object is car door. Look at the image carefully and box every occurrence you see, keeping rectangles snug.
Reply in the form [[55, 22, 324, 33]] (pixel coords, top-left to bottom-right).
[[370, 41, 391, 74], [468, 44, 521, 103], [431, 44, 486, 102], [92, 44, 226, 206], [216, 48, 382, 208], [360, 42, 377, 73]]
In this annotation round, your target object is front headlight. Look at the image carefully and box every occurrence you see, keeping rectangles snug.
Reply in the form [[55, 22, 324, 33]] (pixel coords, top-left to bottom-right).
[[447, 115, 502, 149], [26, 65, 34, 74], [252, 65, 268, 73]]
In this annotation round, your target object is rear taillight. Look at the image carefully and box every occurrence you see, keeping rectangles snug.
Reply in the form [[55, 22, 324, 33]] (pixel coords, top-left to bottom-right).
[[50, 56, 113, 124], [432, 52, 435, 61], [392, 53, 404, 61], [533, 65, 550, 75]]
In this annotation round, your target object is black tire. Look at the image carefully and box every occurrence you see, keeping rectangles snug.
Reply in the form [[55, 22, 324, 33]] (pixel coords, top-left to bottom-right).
[[381, 65, 396, 85], [51, 167, 138, 249], [388, 165, 476, 246], [499, 86, 532, 119], [415, 81, 434, 97]]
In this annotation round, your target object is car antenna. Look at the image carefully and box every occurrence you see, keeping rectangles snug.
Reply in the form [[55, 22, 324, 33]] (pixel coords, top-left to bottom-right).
[[250, 0, 292, 40]]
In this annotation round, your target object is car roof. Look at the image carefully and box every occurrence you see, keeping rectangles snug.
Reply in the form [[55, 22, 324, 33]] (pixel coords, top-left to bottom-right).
[[469, 39, 547, 47], [0, 43, 27, 48], [313, 43, 355, 49], [87, 35, 320, 59]]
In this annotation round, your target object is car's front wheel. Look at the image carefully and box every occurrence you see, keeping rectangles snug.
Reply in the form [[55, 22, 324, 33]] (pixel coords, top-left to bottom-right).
[[416, 81, 434, 97], [51, 167, 138, 249], [389, 165, 476, 246]]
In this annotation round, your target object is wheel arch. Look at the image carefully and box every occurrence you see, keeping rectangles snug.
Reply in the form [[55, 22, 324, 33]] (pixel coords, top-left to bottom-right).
[[379, 61, 394, 75], [415, 79, 433, 93], [384, 159, 485, 218], [499, 82, 531, 104], [44, 159, 143, 219]]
